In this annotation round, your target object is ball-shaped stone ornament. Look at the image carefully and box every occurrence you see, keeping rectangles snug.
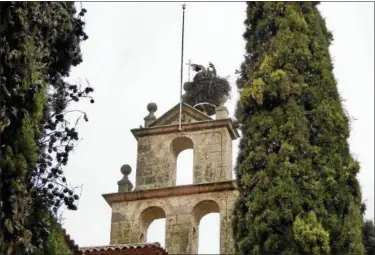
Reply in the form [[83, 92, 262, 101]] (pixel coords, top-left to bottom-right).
[[147, 102, 157, 113], [219, 95, 228, 105], [120, 164, 132, 176]]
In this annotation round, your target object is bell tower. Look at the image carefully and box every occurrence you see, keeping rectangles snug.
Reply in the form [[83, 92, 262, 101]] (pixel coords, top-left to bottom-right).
[[103, 97, 239, 254]]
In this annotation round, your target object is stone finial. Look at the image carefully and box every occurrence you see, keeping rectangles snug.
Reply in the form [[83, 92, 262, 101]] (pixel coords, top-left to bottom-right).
[[118, 164, 133, 193], [144, 102, 157, 128], [215, 95, 229, 119]]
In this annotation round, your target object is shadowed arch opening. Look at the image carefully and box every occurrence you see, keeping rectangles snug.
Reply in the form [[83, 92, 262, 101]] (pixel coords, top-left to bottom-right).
[[191, 200, 220, 254], [171, 136, 194, 185], [139, 206, 166, 247]]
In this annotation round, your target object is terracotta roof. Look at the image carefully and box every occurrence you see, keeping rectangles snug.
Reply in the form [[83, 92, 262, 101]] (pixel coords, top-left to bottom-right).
[[49, 216, 80, 254], [79, 242, 168, 255], [61, 227, 80, 254]]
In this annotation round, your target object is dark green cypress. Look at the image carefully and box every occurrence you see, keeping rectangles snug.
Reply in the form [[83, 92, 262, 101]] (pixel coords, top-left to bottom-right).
[[0, 2, 91, 254], [363, 220, 375, 255], [233, 2, 364, 254]]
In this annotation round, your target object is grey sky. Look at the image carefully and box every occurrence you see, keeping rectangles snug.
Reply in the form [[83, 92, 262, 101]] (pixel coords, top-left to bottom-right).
[[62, 2, 374, 253]]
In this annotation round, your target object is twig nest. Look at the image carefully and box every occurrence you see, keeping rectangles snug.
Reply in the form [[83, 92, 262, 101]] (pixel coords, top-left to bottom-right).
[[183, 82, 193, 92]]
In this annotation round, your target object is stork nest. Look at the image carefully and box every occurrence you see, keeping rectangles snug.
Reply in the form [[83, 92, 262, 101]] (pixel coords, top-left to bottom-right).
[[182, 65, 231, 116]]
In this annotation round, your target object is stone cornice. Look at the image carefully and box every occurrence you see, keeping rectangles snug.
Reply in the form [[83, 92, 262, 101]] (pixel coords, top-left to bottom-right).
[[102, 180, 237, 206], [131, 118, 240, 140]]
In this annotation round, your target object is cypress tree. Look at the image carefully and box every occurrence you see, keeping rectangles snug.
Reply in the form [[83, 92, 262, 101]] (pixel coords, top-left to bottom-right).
[[0, 2, 92, 254], [233, 2, 365, 254], [363, 220, 375, 255]]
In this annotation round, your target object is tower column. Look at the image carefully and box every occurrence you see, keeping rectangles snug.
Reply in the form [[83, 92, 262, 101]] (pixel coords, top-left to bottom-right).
[[220, 213, 235, 254], [166, 214, 193, 254], [220, 193, 237, 254], [190, 218, 199, 254]]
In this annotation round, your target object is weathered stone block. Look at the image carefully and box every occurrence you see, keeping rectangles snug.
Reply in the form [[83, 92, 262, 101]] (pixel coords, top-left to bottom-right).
[[111, 212, 126, 223], [119, 221, 132, 230]]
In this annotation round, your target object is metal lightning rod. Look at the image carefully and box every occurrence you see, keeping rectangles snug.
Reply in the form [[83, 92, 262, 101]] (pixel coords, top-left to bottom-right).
[[178, 3, 186, 131]]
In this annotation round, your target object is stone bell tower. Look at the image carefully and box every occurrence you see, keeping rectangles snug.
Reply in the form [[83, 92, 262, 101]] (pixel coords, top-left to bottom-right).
[[102, 97, 239, 254]]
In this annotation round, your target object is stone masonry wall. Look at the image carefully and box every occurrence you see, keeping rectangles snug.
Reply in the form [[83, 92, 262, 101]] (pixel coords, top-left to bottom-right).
[[109, 189, 238, 254], [135, 126, 233, 190]]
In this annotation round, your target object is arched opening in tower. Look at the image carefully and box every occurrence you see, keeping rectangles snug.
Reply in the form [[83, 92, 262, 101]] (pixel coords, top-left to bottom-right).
[[147, 218, 166, 248], [198, 213, 220, 254], [171, 136, 194, 185], [140, 206, 166, 248], [192, 200, 220, 254], [176, 149, 193, 185]]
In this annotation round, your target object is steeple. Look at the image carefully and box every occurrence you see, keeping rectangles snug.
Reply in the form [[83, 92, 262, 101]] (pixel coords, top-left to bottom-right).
[[102, 99, 239, 254]]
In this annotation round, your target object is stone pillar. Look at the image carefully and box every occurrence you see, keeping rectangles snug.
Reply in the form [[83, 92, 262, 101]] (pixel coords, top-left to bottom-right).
[[220, 193, 238, 254], [144, 102, 157, 127], [166, 214, 193, 254], [220, 213, 235, 254], [110, 217, 135, 245], [215, 95, 229, 120], [191, 219, 199, 254]]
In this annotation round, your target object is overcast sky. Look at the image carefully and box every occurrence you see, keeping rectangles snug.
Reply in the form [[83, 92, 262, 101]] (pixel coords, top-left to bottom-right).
[[62, 2, 374, 253]]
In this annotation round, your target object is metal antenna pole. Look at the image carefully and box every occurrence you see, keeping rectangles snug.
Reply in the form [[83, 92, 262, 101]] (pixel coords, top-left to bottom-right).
[[179, 3, 186, 131]]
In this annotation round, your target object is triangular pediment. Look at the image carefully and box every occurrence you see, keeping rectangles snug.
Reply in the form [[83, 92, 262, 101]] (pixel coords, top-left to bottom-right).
[[148, 102, 213, 128]]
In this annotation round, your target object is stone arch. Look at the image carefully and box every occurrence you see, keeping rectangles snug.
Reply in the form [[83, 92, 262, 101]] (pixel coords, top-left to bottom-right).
[[139, 206, 166, 243], [191, 200, 220, 254], [170, 136, 194, 185], [171, 136, 194, 157]]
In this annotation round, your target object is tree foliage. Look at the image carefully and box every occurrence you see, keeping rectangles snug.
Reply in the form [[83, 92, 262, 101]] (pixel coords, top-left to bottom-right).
[[32, 216, 76, 255], [182, 62, 231, 116], [0, 2, 92, 254], [232, 2, 365, 254], [363, 220, 375, 255]]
